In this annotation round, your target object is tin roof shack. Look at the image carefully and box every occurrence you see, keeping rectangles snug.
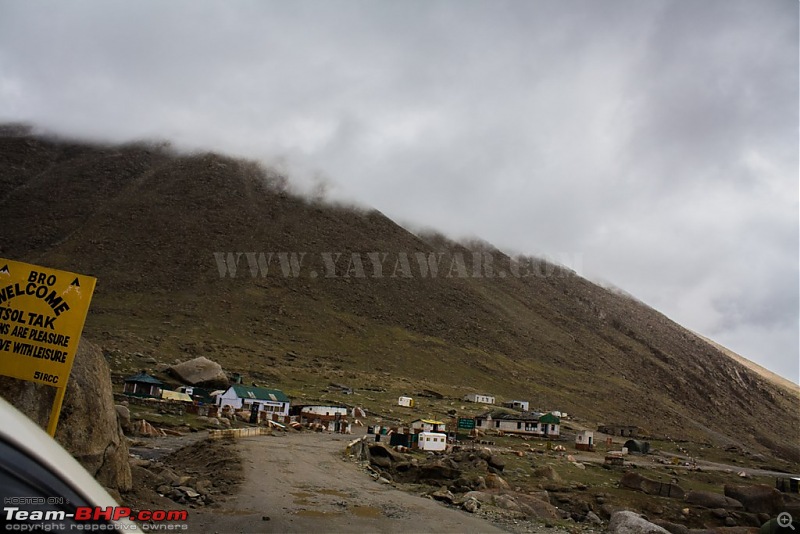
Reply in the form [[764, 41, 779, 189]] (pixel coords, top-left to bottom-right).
[[418, 431, 448, 451], [502, 400, 530, 411], [292, 405, 348, 423], [217, 385, 290, 417], [463, 393, 495, 404], [575, 430, 595, 451], [475, 410, 561, 438], [410, 419, 446, 433], [293, 406, 351, 433], [123, 371, 163, 398]]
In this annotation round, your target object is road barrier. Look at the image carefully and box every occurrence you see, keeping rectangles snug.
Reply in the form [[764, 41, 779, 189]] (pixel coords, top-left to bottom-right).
[[209, 427, 271, 439]]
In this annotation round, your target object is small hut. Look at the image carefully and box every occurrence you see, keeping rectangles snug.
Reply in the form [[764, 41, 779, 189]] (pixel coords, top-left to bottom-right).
[[575, 430, 595, 451], [123, 371, 163, 398]]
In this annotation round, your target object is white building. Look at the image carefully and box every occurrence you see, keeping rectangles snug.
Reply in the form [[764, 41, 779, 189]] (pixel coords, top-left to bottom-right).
[[418, 431, 448, 451], [216, 385, 290, 416], [410, 419, 446, 432], [502, 400, 529, 411], [398, 396, 415, 407], [474, 411, 561, 437], [575, 430, 595, 451], [463, 393, 495, 404]]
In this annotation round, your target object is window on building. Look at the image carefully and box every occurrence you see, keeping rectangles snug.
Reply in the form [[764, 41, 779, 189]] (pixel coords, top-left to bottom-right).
[[495, 421, 500, 428], [517, 422, 522, 429]]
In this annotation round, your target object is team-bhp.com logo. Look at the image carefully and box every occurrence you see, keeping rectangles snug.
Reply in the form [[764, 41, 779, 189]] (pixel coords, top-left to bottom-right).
[[4, 505, 188, 531]]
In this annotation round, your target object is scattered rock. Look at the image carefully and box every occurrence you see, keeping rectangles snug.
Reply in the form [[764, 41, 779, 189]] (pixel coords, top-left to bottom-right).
[[116, 405, 132, 433], [652, 519, 689, 534], [586, 511, 603, 525], [154, 466, 180, 485], [431, 489, 455, 504], [493, 494, 521, 512], [513, 493, 560, 520], [599, 504, 625, 519], [419, 461, 461, 482], [129, 457, 151, 468], [462, 498, 480, 513], [134, 419, 165, 437], [608, 510, 671, 534], [487, 455, 506, 472], [485, 473, 510, 490], [534, 465, 561, 482], [460, 491, 494, 505], [176, 486, 200, 499]]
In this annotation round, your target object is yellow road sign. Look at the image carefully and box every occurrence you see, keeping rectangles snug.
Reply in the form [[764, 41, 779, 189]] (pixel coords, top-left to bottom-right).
[[0, 259, 96, 390]]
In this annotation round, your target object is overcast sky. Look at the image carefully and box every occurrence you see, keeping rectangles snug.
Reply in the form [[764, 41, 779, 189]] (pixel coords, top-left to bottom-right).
[[1, 1, 797, 383]]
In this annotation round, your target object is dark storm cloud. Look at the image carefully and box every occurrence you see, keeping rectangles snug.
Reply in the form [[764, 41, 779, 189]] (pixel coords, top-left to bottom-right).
[[0, 0, 796, 381]]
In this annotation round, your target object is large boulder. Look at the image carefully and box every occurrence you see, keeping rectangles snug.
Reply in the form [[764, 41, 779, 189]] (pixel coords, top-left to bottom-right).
[[167, 356, 228, 387], [368, 443, 407, 466], [419, 460, 461, 482], [485, 473, 510, 490], [723, 484, 783, 515], [487, 454, 506, 472], [0, 339, 132, 492], [685, 491, 743, 510], [652, 520, 689, 534], [115, 405, 132, 434], [621, 472, 685, 499], [534, 465, 561, 482], [609, 511, 671, 534], [513, 493, 561, 520]]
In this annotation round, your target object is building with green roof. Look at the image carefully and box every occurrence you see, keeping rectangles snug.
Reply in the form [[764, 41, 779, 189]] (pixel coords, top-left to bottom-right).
[[123, 371, 163, 398], [474, 409, 561, 437], [217, 384, 291, 416]]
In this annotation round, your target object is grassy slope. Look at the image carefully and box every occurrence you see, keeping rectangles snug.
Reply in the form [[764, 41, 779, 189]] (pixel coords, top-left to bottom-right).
[[1, 132, 797, 465]]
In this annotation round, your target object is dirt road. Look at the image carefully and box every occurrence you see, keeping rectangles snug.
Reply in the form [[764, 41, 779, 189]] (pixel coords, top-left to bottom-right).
[[189, 430, 509, 533]]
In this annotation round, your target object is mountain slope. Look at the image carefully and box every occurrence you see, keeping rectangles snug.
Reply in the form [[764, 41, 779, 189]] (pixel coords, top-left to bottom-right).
[[1, 130, 797, 463]]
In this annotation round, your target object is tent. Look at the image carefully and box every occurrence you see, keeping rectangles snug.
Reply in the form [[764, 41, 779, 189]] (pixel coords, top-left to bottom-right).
[[624, 439, 650, 454], [160, 390, 193, 402]]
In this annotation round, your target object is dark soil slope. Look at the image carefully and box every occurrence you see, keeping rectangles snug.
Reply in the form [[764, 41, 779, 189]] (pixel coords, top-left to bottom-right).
[[1, 130, 796, 462]]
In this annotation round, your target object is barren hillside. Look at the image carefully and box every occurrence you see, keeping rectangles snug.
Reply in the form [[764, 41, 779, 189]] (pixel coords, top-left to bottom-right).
[[1, 129, 797, 464]]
